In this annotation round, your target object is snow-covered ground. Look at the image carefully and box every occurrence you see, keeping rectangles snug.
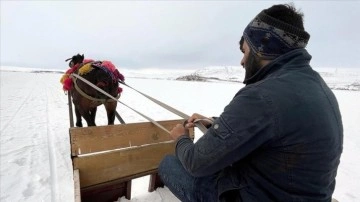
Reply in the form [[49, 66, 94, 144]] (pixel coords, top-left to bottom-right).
[[0, 66, 359, 202]]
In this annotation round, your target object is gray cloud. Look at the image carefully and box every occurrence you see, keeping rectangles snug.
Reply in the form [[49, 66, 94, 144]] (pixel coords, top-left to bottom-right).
[[1, 1, 359, 70]]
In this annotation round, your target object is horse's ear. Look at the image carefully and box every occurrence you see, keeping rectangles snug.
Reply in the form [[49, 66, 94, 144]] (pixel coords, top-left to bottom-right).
[[81, 54, 84, 60]]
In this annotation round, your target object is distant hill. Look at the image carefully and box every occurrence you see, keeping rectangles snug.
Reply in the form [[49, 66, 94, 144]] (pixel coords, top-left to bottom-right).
[[0, 66, 65, 74], [1, 65, 359, 91], [176, 66, 244, 83]]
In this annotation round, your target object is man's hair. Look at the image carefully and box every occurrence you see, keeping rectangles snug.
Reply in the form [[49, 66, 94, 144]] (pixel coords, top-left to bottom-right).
[[264, 4, 305, 30]]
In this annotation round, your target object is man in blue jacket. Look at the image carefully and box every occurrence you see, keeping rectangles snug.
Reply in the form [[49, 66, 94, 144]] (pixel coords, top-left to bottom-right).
[[158, 4, 343, 202]]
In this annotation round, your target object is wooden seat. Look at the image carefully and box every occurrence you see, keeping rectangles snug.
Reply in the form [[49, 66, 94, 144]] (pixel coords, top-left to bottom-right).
[[70, 119, 193, 202]]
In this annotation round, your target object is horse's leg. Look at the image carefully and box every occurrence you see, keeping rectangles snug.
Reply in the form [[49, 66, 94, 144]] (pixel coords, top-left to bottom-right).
[[82, 113, 96, 126], [78, 107, 96, 127], [104, 102, 117, 125], [74, 107, 83, 127], [89, 108, 97, 126]]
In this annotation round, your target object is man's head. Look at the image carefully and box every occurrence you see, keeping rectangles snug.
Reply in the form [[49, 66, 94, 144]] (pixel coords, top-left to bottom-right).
[[240, 4, 310, 83]]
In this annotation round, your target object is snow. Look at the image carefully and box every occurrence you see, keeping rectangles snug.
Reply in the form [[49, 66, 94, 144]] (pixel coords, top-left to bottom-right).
[[0, 66, 359, 202]]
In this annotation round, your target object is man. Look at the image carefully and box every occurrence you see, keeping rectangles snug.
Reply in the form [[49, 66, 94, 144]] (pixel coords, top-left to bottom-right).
[[158, 4, 343, 202]]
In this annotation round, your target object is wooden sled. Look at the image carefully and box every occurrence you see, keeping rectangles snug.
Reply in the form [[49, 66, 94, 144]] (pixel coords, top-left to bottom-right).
[[70, 119, 194, 202]]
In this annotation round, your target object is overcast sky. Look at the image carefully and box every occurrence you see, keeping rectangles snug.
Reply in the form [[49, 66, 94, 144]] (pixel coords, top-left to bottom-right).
[[1, 1, 359, 70]]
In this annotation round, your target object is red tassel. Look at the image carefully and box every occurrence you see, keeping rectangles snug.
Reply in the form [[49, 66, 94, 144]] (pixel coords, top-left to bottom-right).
[[118, 87, 123, 94], [63, 78, 73, 91]]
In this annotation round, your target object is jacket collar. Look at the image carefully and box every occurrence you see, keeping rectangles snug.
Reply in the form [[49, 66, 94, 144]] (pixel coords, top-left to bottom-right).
[[243, 48, 312, 85]]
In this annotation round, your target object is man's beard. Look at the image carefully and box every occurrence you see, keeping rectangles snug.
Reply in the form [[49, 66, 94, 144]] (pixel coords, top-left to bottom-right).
[[244, 52, 263, 83]]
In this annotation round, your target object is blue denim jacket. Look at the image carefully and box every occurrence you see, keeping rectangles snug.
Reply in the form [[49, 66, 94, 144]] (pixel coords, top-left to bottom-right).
[[175, 49, 343, 201]]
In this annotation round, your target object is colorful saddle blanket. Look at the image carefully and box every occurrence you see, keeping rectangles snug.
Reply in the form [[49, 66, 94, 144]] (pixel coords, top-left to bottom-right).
[[60, 59, 124, 93]]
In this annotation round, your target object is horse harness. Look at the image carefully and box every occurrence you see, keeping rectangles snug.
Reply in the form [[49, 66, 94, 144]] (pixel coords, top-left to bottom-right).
[[70, 74, 120, 104]]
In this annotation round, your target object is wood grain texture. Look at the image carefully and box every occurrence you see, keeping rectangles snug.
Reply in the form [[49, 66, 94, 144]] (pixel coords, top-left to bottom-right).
[[70, 119, 191, 156], [73, 141, 176, 188]]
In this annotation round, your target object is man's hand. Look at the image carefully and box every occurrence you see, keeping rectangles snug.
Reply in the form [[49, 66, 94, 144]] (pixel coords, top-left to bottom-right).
[[170, 124, 189, 140], [185, 113, 213, 129], [170, 113, 214, 140]]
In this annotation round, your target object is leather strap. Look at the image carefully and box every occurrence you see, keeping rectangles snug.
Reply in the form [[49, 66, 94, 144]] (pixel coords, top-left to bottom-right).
[[118, 80, 208, 133], [71, 73, 208, 134], [71, 75, 120, 103], [71, 74, 171, 134]]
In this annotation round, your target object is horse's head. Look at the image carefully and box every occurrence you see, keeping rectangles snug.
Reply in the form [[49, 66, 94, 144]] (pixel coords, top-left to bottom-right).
[[65, 54, 84, 67]]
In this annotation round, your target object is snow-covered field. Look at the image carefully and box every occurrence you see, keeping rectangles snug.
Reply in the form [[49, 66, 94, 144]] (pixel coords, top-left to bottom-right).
[[0, 66, 359, 202]]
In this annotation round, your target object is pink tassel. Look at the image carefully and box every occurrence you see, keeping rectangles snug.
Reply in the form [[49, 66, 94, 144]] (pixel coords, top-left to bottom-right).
[[102, 61, 116, 72], [83, 59, 94, 63], [114, 69, 125, 81], [118, 87, 123, 94], [63, 78, 73, 91]]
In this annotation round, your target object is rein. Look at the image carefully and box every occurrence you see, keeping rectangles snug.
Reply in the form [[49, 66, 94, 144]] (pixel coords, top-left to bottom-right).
[[71, 73, 208, 135], [71, 75, 120, 103]]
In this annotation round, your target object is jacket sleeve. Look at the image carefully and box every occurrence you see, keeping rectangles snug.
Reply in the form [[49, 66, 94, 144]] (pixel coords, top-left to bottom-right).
[[175, 87, 276, 177]]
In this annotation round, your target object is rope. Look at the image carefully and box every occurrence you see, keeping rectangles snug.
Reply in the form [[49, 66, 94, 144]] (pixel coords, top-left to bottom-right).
[[71, 75, 120, 103], [71, 73, 171, 134], [118, 80, 208, 133]]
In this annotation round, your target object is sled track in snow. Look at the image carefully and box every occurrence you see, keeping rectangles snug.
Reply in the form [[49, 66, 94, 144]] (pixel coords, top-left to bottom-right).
[[44, 77, 59, 202], [0, 86, 35, 133]]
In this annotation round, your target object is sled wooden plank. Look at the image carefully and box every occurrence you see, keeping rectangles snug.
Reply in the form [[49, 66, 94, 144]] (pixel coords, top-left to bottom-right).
[[73, 169, 81, 202], [73, 141, 175, 188], [70, 119, 188, 156]]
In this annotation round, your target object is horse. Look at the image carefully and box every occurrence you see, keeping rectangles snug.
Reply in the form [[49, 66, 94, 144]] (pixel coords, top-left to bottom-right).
[[61, 54, 124, 127]]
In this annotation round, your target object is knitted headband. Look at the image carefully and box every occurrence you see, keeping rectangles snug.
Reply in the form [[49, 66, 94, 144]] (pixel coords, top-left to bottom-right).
[[243, 10, 310, 60]]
